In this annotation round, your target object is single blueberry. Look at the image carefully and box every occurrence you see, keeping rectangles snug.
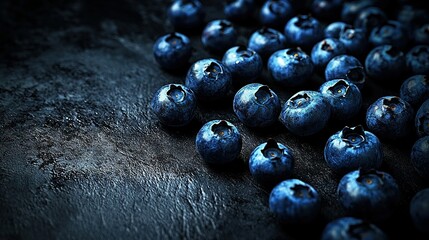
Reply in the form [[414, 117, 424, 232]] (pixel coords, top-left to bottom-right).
[[150, 84, 197, 127], [354, 7, 388, 36], [260, 0, 294, 30], [311, 0, 343, 21], [369, 21, 409, 49], [185, 58, 232, 101], [248, 27, 287, 61], [269, 179, 321, 223], [410, 188, 429, 233], [321, 217, 388, 240], [311, 38, 347, 71], [153, 32, 192, 71], [339, 27, 368, 57], [415, 99, 429, 138], [411, 136, 429, 179], [365, 45, 405, 83], [222, 46, 263, 85], [397, 5, 429, 32], [406, 45, 429, 75], [233, 83, 281, 127], [414, 24, 429, 45], [341, 0, 376, 24], [201, 19, 238, 54], [400, 75, 429, 107], [168, 0, 205, 32], [279, 90, 331, 137], [249, 139, 294, 185], [324, 22, 353, 39], [196, 120, 242, 165], [268, 48, 314, 87], [324, 125, 383, 174], [366, 96, 414, 140], [224, 0, 255, 23], [319, 79, 362, 121], [338, 169, 400, 222], [284, 14, 324, 51], [325, 55, 366, 89]]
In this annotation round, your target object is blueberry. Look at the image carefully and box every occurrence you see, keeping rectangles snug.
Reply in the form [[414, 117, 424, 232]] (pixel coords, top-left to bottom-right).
[[248, 27, 287, 61], [365, 45, 405, 83], [259, 0, 294, 30], [411, 136, 429, 179], [354, 7, 387, 36], [311, 38, 347, 71], [248, 139, 294, 185], [279, 90, 331, 136], [406, 45, 429, 75], [400, 75, 429, 107], [325, 55, 366, 89], [168, 0, 205, 32], [366, 96, 414, 140], [410, 188, 429, 233], [269, 179, 321, 223], [321, 217, 388, 240], [268, 48, 314, 87], [337, 169, 400, 222], [416, 99, 429, 138], [201, 19, 238, 54], [224, 0, 255, 23], [233, 83, 281, 128], [196, 120, 242, 165], [311, 0, 343, 21], [319, 79, 362, 121], [341, 0, 376, 24], [185, 58, 232, 101], [150, 84, 197, 127], [369, 21, 409, 49], [153, 32, 192, 71], [324, 125, 383, 174], [222, 46, 263, 85], [324, 22, 352, 39], [284, 14, 324, 51], [339, 27, 368, 57], [397, 5, 429, 32], [414, 24, 429, 45]]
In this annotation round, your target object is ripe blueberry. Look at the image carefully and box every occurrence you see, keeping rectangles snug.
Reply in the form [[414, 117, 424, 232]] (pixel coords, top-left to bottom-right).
[[201, 19, 237, 54], [153, 32, 192, 71], [222, 46, 263, 86], [411, 136, 429, 179]]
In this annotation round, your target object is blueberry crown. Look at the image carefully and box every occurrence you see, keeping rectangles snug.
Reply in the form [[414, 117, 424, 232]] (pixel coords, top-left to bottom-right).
[[167, 85, 186, 102], [288, 92, 311, 108], [328, 80, 350, 97], [204, 61, 223, 78], [347, 221, 376, 238], [259, 27, 279, 41], [356, 169, 384, 185], [268, 0, 288, 15], [291, 184, 314, 199], [236, 45, 254, 58], [382, 97, 403, 112], [346, 67, 365, 85], [262, 138, 283, 160], [255, 85, 273, 105], [411, 46, 429, 56], [294, 15, 314, 29], [166, 32, 183, 46], [286, 48, 304, 60], [384, 45, 402, 58], [218, 20, 232, 32], [211, 120, 232, 137], [321, 40, 334, 52]]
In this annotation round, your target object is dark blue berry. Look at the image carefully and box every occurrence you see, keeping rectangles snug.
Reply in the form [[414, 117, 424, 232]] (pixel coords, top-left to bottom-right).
[[415, 99, 429, 138], [411, 136, 429, 179], [284, 14, 324, 51], [153, 32, 192, 71], [341, 0, 375, 24], [400, 75, 429, 107], [406, 45, 429, 75], [224, 0, 255, 23], [248, 27, 287, 61], [325, 55, 366, 89], [410, 188, 429, 233], [311, 38, 347, 71], [222, 46, 263, 85], [365, 45, 405, 83], [414, 24, 429, 45], [369, 21, 409, 49], [354, 7, 387, 36], [168, 0, 205, 31], [201, 19, 237, 54], [260, 0, 294, 30], [321, 217, 388, 240], [324, 22, 352, 39], [339, 27, 368, 57]]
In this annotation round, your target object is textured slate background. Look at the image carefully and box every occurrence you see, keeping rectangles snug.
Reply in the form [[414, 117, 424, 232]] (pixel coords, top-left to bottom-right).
[[0, 0, 427, 239]]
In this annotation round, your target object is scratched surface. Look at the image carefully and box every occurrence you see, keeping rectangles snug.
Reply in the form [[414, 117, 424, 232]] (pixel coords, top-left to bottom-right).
[[0, 1, 427, 239]]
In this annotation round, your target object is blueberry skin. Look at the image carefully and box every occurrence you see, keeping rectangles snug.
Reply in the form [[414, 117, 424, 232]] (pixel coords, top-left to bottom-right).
[[168, 0, 205, 31], [339, 27, 368, 57], [416, 100, 429, 138], [269, 179, 321, 223], [268, 48, 314, 87], [153, 33, 192, 71], [279, 91, 331, 137], [321, 217, 388, 240], [185, 58, 232, 101], [406, 45, 429, 75], [233, 83, 281, 128], [311, 38, 347, 71], [319, 79, 362, 121], [365, 45, 405, 82], [284, 15, 324, 50], [150, 84, 197, 127], [414, 24, 429, 45], [337, 169, 400, 222], [224, 0, 255, 23], [411, 136, 429, 179], [400, 75, 429, 107], [311, 0, 343, 21], [201, 19, 238, 54], [260, 0, 294, 30], [324, 22, 352, 39], [366, 96, 414, 140], [369, 21, 408, 49], [196, 120, 242, 165], [354, 7, 387, 36], [325, 55, 366, 89], [410, 188, 429, 233], [249, 139, 294, 185], [248, 27, 286, 61], [222, 46, 263, 85], [341, 0, 375, 24], [324, 125, 383, 174]]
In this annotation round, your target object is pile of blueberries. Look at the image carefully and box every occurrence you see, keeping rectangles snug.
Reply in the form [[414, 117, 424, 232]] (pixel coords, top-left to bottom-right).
[[150, 0, 429, 238]]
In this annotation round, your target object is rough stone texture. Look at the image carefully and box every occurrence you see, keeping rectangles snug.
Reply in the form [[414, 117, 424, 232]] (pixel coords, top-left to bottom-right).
[[0, 1, 427, 239]]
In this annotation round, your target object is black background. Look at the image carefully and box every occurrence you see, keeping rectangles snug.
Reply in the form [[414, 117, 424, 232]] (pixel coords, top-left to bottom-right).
[[0, 0, 427, 239]]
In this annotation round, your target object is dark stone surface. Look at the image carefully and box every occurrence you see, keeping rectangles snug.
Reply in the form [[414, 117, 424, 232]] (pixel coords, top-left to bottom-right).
[[0, 1, 427, 239]]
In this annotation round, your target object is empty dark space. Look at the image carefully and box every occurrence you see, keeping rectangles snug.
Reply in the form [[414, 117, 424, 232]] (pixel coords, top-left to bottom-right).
[[0, 0, 427, 239]]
